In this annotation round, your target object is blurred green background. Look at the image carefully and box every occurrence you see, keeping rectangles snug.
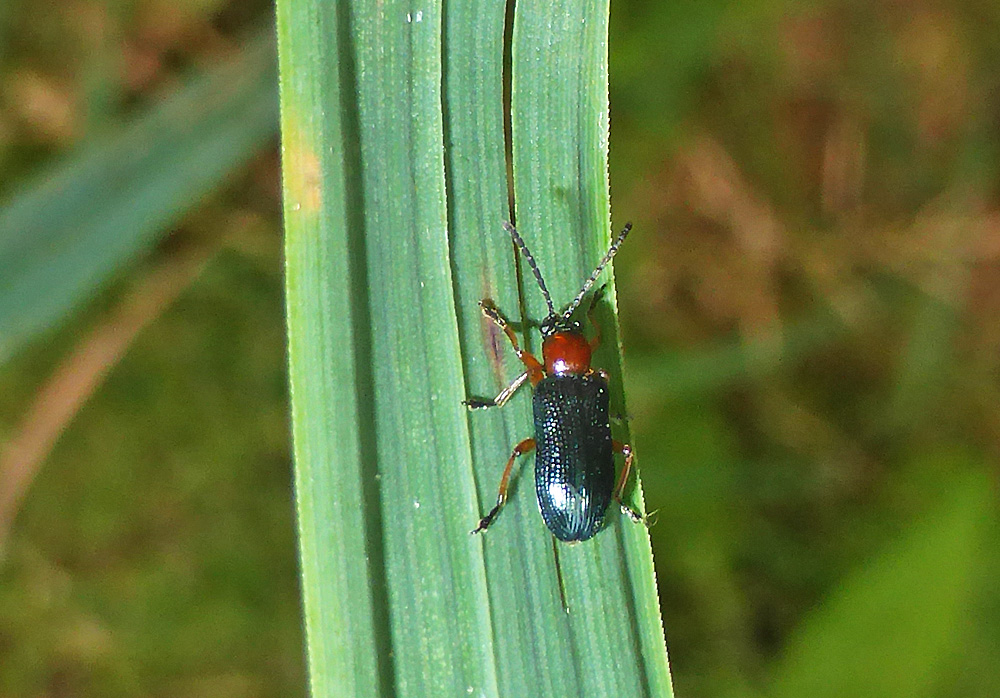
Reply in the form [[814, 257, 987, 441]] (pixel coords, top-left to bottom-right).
[[1, 0, 997, 696]]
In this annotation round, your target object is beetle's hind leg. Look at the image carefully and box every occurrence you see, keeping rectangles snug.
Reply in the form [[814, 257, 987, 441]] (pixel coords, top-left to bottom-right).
[[472, 437, 535, 534], [612, 440, 654, 526]]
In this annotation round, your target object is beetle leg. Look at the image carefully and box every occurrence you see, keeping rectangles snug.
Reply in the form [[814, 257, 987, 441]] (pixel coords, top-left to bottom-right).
[[471, 437, 536, 535], [612, 440, 646, 524], [463, 369, 529, 410], [478, 299, 545, 383], [587, 283, 608, 350]]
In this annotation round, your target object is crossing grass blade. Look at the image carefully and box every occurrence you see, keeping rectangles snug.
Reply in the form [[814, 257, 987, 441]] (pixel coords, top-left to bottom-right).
[[0, 37, 277, 363], [279, 0, 671, 695]]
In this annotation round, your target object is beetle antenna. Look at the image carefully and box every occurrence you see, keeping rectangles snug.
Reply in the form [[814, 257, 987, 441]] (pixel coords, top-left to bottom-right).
[[503, 221, 556, 317], [563, 222, 632, 319]]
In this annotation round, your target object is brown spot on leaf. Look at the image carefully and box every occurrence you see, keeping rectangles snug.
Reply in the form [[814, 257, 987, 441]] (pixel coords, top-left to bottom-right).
[[281, 117, 322, 214]]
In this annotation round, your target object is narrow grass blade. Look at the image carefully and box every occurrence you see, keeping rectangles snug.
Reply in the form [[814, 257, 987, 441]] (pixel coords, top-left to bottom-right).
[[0, 37, 277, 363], [445, 1, 583, 695], [280, 1, 495, 695], [509, 1, 672, 695], [277, 4, 384, 696]]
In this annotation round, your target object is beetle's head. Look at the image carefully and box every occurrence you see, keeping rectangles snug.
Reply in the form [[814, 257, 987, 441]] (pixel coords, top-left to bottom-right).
[[539, 314, 582, 339], [500, 220, 632, 371]]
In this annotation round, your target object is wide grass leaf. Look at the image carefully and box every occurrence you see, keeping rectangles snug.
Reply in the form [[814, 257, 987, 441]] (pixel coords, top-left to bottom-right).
[[279, 1, 671, 695]]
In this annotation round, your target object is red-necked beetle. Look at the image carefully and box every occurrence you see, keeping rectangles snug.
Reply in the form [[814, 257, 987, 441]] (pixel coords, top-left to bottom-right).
[[465, 221, 649, 542]]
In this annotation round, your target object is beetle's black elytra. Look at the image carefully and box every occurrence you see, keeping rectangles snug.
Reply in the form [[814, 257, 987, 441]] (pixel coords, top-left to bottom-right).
[[464, 222, 647, 542], [533, 373, 613, 541]]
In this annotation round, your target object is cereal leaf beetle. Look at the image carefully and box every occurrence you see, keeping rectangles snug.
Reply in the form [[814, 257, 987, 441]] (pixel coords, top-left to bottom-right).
[[465, 221, 649, 542]]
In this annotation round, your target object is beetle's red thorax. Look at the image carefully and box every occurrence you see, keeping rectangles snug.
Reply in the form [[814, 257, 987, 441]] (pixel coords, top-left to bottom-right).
[[542, 332, 592, 375]]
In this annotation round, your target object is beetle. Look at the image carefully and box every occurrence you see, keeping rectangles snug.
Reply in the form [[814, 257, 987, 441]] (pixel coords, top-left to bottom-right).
[[464, 221, 647, 542]]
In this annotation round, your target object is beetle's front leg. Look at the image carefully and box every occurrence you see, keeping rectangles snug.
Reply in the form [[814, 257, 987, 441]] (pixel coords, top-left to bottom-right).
[[477, 299, 544, 378]]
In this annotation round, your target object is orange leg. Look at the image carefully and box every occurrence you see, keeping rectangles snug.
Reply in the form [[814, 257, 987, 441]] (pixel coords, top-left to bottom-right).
[[479, 299, 544, 378], [464, 370, 530, 410], [472, 437, 535, 534], [612, 440, 646, 524], [464, 300, 545, 410]]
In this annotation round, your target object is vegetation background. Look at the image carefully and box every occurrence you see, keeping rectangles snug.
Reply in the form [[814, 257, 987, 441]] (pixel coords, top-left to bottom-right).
[[1, 0, 997, 697]]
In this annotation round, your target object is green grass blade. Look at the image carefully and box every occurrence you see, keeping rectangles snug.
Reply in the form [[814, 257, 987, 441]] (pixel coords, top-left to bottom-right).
[[508, 2, 672, 696], [281, 0, 671, 695], [770, 467, 991, 698], [277, 4, 384, 696], [0, 36, 277, 363], [346, 4, 499, 694], [446, 1, 584, 696], [280, 1, 495, 696]]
